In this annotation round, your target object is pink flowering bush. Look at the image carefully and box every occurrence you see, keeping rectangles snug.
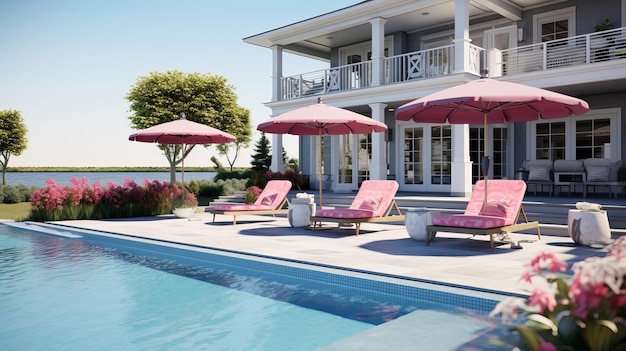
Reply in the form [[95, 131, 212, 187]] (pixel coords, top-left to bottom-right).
[[490, 238, 626, 351], [29, 178, 186, 221], [243, 186, 262, 204]]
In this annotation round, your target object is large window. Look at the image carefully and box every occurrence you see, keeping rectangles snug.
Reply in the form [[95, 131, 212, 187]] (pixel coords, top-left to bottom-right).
[[529, 109, 619, 161], [431, 126, 452, 184]]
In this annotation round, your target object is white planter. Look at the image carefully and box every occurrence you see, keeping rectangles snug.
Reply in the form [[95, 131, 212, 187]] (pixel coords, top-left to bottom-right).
[[568, 209, 611, 246], [172, 207, 196, 218], [405, 208, 435, 241]]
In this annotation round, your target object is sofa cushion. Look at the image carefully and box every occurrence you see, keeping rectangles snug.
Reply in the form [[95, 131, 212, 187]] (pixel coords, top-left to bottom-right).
[[213, 204, 274, 211], [587, 166, 610, 182], [259, 193, 277, 206], [609, 160, 623, 182]]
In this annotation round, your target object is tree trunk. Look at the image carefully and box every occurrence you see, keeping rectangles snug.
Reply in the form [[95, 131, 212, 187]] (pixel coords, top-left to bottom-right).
[[169, 160, 177, 184]]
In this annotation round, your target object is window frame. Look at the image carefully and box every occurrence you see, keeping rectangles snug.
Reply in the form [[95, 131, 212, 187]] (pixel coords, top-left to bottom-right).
[[532, 6, 576, 44]]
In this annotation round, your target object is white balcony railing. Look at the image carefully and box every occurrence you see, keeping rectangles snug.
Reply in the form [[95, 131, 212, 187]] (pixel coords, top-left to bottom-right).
[[492, 27, 626, 76], [278, 28, 626, 100]]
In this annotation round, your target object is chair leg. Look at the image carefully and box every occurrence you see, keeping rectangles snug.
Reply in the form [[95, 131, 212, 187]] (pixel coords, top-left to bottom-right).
[[355, 223, 361, 236], [233, 215, 237, 225], [212, 213, 216, 223], [489, 234, 495, 251]]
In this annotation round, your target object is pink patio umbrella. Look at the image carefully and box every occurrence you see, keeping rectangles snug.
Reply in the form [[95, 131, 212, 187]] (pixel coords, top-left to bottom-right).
[[394, 78, 589, 204], [257, 98, 388, 209], [129, 113, 236, 191]]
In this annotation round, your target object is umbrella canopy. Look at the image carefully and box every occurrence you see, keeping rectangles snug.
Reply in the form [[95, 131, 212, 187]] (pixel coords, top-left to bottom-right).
[[394, 78, 589, 205], [129, 114, 236, 192], [257, 98, 388, 208], [129, 115, 236, 145], [394, 78, 590, 123]]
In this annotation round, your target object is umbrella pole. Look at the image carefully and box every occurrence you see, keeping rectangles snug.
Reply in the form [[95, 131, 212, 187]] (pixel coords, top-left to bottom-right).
[[483, 112, 488, 207], [181, 143, 186, 195], [318, 133, 323, 210]]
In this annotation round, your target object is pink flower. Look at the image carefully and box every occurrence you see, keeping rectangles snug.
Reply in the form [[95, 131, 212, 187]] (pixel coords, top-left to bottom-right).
[[536, 341, 557, 351], [528, 288, 558, 313]]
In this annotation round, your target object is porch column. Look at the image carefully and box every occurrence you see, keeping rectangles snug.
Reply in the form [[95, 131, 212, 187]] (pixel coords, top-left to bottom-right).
[[271, 45, 283, 102], [451, 124, 472, 197], [453, 0, 471, 74], [369, 103, 387, 180], [369, 18, 387, 87], [271, 133, 285, 172]]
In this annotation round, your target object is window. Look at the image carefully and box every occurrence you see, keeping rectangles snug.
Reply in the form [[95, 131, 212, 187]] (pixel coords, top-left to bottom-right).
[[533, 7, 576, 43], [535, 121, 566, 160], [403, 127, 423, 184], [431, 126, 452, 184], [575, 118, 611, 159], [358, 135, 372, 186], [470, 126, 509, 182]]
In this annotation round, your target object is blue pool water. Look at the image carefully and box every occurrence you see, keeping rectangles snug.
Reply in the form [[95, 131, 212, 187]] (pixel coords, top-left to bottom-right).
[[0, 223, 510, 350]]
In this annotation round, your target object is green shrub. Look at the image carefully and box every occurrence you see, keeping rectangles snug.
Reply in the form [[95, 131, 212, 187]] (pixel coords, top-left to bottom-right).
[[1, 185, 24, 204]]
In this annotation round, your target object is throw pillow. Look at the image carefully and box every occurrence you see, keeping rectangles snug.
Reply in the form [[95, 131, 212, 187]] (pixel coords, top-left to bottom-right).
[[358, 196, 382, 211], [528, 166, 551, 181], [609, 160, 623, 182], [478, 200, 510, 218], [586, 166, 610, 182], [260, 193, 277, 206]]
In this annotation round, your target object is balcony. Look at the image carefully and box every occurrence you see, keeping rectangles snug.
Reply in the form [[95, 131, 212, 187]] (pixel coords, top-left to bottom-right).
[[278, 28, 626, 101]]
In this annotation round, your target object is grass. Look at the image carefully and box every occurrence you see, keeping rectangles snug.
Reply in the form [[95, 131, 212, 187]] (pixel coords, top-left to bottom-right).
[[0, 202, 32, 221]]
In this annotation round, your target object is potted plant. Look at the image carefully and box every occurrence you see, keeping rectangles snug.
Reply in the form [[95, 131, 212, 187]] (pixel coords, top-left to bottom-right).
[[171, 192, 199, 218]]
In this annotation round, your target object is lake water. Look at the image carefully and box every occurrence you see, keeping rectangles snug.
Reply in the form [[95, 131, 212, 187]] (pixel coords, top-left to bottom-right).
[[5, 172, 218, 188]]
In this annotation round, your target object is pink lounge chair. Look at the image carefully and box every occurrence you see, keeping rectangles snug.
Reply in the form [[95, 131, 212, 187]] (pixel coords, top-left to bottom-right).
[[426, 180, 540, 250], [310, 180, 404, 236], [209, 180, 292, 225]]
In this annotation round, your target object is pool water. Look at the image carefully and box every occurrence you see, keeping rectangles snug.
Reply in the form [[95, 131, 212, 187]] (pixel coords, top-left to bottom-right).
[[0, 223, 508, 350]]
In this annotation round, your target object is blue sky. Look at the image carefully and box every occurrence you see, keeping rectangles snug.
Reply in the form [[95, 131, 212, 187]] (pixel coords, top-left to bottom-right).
[[0, 0, 356, 168]]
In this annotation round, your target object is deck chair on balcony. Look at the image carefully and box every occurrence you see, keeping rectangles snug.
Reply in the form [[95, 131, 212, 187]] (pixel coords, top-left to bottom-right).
[[310, 180, 404, 236], [426, 180, 540, 251], [209, 180, 292, 225]]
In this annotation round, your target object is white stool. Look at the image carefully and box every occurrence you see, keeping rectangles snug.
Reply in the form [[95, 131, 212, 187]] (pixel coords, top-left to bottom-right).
[[288, 197, 315, 227], [405, 208, 436, 241], [568, 209, 611, 246]]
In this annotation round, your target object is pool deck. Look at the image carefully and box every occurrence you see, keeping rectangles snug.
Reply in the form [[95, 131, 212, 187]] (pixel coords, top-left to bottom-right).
[[47, 209, 609, 296]]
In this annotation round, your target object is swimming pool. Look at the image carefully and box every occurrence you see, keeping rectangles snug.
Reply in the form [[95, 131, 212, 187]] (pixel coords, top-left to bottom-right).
[[0, 222, 514, 350]]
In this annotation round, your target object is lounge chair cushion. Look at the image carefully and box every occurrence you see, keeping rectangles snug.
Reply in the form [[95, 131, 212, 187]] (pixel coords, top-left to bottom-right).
[[358, 196, 382, 210], [432, 214, 507, 229], [314, 208, 376, 219], [213, 204, 275, 211]]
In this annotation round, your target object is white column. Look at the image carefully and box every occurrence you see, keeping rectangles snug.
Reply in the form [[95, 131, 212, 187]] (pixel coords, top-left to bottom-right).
[[271, 45, 283, 101], [369, 18, 387, 87], [271, 134, 285, 172], [369, 103, 387, 180], [453, 0, 471, 74], [450, 124, 472, 196]]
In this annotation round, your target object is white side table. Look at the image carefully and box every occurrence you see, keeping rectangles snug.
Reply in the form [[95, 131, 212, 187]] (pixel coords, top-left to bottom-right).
[[405, 208, 436, 241], [288, 197, 315, 227], [568, 209, 611, 246]]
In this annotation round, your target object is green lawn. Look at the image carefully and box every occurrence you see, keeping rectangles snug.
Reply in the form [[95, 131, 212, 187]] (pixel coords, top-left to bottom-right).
[[0, 202, 31, 221]]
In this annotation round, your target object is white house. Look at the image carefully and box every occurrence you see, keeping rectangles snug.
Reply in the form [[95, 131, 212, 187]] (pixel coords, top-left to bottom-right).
[[244, 0, 626, 196]]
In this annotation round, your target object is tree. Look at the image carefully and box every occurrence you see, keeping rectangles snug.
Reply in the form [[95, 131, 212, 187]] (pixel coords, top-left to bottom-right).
[[214, 106, 251, 172], [0, 110, 28, 185], [126, 70, 252, 183], [250, 133, 272, 173]]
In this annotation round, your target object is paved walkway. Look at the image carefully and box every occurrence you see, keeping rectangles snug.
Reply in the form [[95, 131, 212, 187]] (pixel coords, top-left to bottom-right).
[[54, 210, 609, 296]]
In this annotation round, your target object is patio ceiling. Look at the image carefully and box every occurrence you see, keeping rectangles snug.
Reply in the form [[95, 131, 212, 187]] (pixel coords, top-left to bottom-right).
[[244, 0, 555, 60]]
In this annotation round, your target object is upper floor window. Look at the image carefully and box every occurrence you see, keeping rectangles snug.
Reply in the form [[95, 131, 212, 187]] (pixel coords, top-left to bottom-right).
[[533, 7, 576, 43]]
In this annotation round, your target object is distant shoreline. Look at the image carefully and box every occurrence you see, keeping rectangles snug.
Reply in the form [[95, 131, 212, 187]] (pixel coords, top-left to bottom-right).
[[6, 166, 244, 172]]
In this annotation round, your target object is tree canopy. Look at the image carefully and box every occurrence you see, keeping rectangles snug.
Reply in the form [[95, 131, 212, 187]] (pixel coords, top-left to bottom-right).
[[126, 70, 252, 183], [0, 109, 28, 185]]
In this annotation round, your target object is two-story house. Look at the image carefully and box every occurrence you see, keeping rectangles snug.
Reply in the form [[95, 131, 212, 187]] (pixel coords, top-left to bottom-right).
[[244, 0, 626, 196]]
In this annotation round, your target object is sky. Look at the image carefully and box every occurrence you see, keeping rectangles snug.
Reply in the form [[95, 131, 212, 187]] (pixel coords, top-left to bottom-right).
[[0, 0, 357, 168]]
